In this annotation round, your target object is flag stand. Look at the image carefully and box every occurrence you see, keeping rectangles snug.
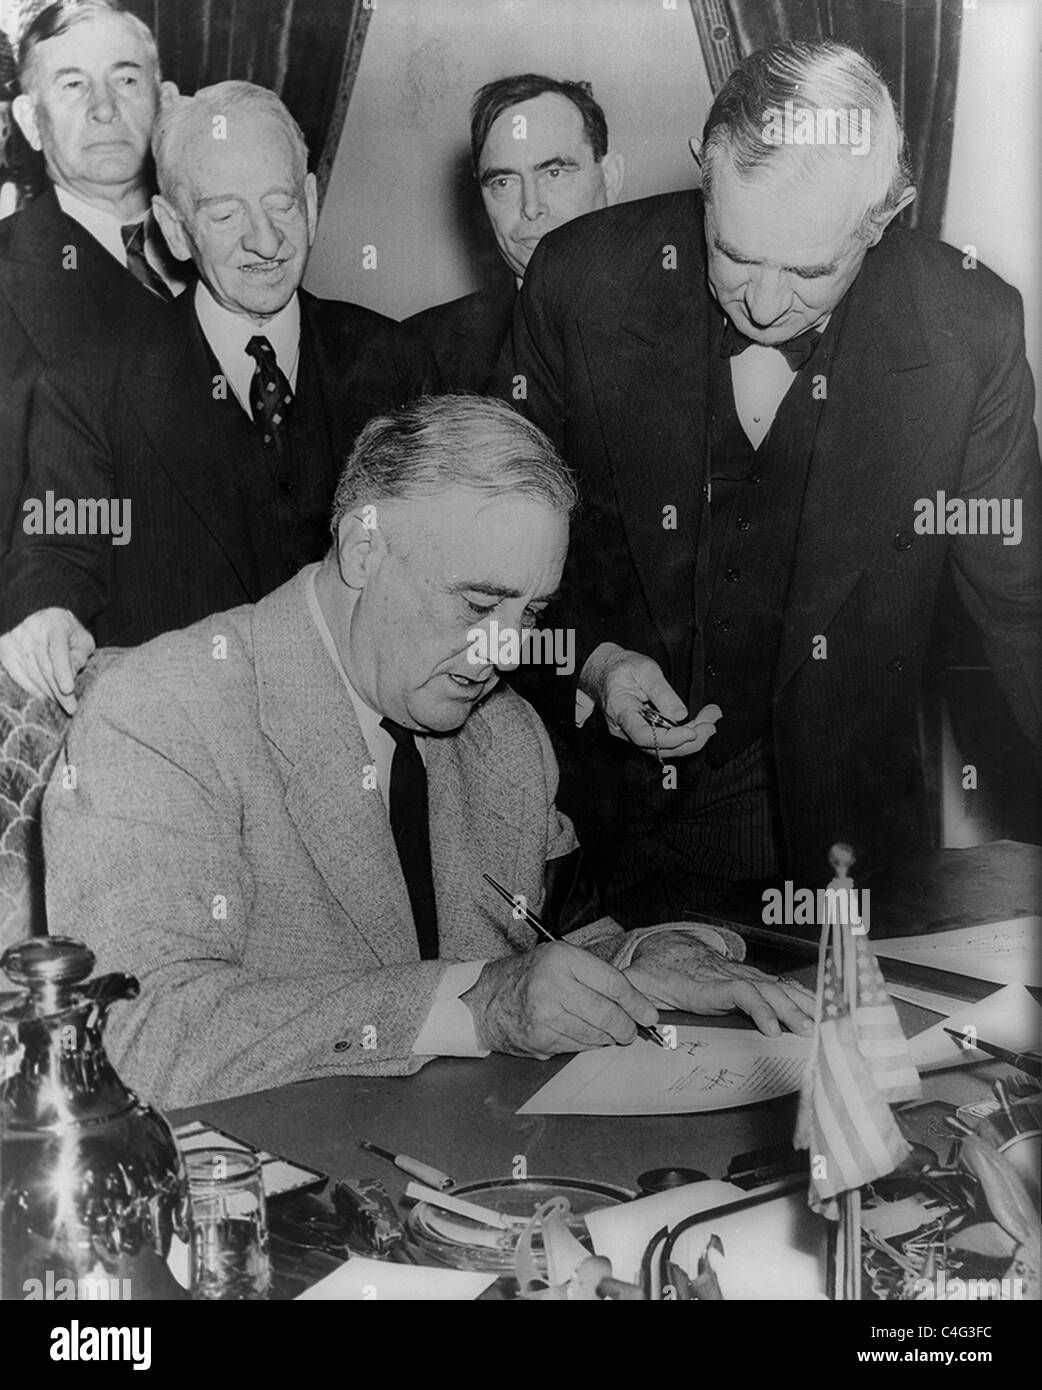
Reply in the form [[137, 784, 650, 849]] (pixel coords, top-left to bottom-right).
[[830, 849, 862, 1301], [795, 842, 921, 1301], [830, 909, 863, 1301]]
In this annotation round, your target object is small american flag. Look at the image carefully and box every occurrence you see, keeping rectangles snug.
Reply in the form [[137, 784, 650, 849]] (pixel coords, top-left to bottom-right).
[[795, 925, 922, 1218]]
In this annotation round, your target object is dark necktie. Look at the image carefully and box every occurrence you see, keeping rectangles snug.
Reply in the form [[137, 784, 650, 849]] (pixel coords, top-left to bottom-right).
[[245, 335, 295, 452], [722, 318, 822, 372], [119, 220, 173, 301], [380, 718, 440, 960]]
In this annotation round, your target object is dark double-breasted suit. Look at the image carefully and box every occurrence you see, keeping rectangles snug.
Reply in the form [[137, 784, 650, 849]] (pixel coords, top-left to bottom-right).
[[514, 190, 1041, 884]]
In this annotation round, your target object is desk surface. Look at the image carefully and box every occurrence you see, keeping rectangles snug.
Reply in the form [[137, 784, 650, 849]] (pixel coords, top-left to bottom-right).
[[170, 842, 1037, 1226], [708, 839, 1041, 943], [170, 1003, 1006, 1208]]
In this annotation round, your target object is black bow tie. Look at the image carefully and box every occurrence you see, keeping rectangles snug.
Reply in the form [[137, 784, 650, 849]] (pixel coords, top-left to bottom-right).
[[722, 319, 823, 372]]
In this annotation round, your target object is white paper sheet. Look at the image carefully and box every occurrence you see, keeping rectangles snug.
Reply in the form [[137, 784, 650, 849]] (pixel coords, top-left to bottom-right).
[[517, 1026, 811, 1115], [908, 982, 1042, 1071], [585, 1181, 827, 1297], [295, 1255, 495, 1300], [877, 916, 1041, 988], [584, 1180, 743, 1284], [885, 981, 980, 1016]]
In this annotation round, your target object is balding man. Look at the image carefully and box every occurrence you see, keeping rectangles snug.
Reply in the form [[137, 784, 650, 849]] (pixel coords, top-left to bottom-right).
[[0, 0, 186, 560], [45, 395, 812, 1107], [0, 79, 435, 712], [407, 74, 623, 394], [514, 40, 1041, 921]]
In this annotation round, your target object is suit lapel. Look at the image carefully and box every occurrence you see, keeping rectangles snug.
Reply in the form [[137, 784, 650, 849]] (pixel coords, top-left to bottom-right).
[[426, 704, 534, 958], [254, 571, 419, 964], [577, 214, 709, 659], [297, 291, 349, 460], [124, 294, 263, 595], [776, 235, 966, 694], [0, 189, 148, 346], [450, 279, 516, 389]]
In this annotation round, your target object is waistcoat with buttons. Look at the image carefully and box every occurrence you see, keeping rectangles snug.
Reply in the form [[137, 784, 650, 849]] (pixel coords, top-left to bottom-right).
[[205, 326, 340, 594], [700, 311, 840, 768]]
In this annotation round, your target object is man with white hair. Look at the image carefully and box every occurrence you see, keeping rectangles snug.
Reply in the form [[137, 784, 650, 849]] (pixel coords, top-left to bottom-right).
[[0, 78, 435, 712], [0, 0, 185, 562], [514, 40, 1041, 921], [44, 395, 813, 1108]]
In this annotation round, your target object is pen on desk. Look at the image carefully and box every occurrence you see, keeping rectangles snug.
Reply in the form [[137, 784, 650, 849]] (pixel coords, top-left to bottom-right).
[[481, 871, 669, 1049], [943, 1029, 1042, 1078], [357, 1142, 454, 1190]]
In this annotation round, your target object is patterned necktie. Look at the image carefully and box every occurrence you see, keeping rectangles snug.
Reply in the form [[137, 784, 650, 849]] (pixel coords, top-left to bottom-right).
[[119, 221, 173, 301], [722, 318, 823, 372], [380, 718, 440, 960], [245, 335, 295, 451]]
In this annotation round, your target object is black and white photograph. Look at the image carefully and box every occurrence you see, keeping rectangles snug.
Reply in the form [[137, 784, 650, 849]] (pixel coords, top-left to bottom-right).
[[0, 0, 1039, 1353]]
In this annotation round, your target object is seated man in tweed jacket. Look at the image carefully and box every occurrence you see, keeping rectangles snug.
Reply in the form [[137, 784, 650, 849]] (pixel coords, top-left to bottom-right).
[[42, 396, 813, 1107]]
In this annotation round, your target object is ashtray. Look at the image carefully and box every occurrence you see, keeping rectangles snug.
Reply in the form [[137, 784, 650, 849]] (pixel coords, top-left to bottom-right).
[[405, 1175, 634, 1273]]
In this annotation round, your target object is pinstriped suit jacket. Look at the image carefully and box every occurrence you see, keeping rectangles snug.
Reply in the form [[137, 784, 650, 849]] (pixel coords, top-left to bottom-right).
[[42, 567, 620, 1107]]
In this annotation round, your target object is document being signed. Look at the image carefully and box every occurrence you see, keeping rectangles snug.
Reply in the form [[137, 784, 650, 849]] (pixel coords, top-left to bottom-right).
[[517, 1026, 812, 1116]]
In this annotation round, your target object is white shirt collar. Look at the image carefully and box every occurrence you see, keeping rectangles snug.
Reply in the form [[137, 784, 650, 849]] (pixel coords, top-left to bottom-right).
[[193, 281, 301, 417], [54, 185, 184, 295], [54, 184, 146, 268]]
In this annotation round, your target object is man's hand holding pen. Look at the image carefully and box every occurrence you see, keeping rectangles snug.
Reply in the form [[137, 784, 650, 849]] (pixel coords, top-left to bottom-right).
[[463, 941, 661, 1058], [463, 936, 815, 1059]]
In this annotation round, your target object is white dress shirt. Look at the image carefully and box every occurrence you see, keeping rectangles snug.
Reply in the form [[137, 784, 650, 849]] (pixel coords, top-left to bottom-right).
[[305, 566, 488, 1058], [574, 311, 835, 712], [730, 313, 832, 449], [54, 185, 186, 296], [193, 282, 301, 421]]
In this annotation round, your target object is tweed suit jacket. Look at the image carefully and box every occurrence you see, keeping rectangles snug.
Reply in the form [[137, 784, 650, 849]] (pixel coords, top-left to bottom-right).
[[42, 566, 623, 1107], [514, 190, 1042, 879]]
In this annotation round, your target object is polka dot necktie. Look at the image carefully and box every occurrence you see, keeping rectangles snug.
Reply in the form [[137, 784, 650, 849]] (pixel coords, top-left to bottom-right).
[[245, 335, 294, 452]]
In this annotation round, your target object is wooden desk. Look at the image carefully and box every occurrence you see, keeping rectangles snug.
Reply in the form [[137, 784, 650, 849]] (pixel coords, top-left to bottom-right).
[[169, 997, 1006, 1208], [168, 841, 1037, 1285]]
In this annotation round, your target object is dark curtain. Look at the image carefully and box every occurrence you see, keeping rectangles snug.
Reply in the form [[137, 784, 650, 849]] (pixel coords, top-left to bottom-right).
[[4, 0, 372, 206], [688, 0, 962, 238], [125, 0, 371, 200]]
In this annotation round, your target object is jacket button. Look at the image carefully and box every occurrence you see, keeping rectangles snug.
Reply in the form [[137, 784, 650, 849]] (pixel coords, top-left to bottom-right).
[[724, 567, 741, 583], [705, 663, 718, 678], [748, 475, 761, 485], [893, 531, 913, 550], [736, 515, 751, 531], [333, 1040, 351, 1052], [714, 617, 731, 632], [886, 655, 904, 673]]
